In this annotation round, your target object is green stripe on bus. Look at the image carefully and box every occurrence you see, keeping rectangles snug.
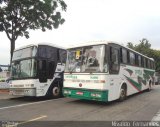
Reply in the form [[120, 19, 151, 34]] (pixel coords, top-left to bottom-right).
[[124, 75, 142, 91]]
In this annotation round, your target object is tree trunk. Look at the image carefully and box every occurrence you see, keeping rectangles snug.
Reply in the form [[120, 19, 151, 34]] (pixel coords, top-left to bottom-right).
[[10, 39, 15, 65]]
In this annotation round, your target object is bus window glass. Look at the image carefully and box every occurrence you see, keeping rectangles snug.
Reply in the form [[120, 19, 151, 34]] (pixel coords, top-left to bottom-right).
[[143, 58, 146, 68], [138, 55, 142, 67], [59, 49, 67, 63], [141, 57, 144, 67], [135, 54, 138, 66], [38, 46, 47, 58], [46, 47, 57, 60], [65, 45, 105, 73], [145, 59, 148, 68], [38, 46, 57, 61], [127, 51, 130, 64], [110, 47, 119, 73], [148, 60, 151, 69], [151, 61, 154, 69], [122, 48, 127, 63], [32, 46, 37, 56], [48, 61, 55, 79], [12, 46, 37, 61], [11, 59, 37, 79], [130, 52, 135, 65]]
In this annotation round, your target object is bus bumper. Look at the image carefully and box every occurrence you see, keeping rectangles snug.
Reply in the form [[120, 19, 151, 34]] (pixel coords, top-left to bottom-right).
[[9, 88, 36, 96], [63, 88, 108, 102]]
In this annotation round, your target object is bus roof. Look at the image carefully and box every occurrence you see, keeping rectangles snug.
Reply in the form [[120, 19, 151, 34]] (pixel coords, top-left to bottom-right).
[[14, 42, 66, 51], [67, 40, 154, 61], [66, 40, 111, 48]]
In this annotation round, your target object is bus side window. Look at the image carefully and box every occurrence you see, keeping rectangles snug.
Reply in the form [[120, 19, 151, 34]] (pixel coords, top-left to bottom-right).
[[130, 52, 135, 65], [120, 48, 127, 64], [144, 58, 146, 68], [148, 60, 151, 69], [138, 55, 142, 67], [151, 61, 154, 69], [110, 47, 119, 74], [127, 50, 130, 64], [38, 46, 47, 58], [135, 54, 139, 66], [141, 57, 144, 67], [145, 59, 148, 68]]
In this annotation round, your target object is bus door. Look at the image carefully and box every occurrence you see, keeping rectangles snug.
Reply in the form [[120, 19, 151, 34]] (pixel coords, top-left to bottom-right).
[[108, 46, 121, 100]]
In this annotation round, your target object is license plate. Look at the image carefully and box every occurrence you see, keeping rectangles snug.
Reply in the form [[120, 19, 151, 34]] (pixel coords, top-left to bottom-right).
[[76, 92, 83, 95], [14, 90, 25, 95]]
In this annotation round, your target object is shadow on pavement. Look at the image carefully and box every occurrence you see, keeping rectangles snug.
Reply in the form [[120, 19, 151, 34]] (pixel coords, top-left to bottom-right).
[[9, 96, 64, 102]]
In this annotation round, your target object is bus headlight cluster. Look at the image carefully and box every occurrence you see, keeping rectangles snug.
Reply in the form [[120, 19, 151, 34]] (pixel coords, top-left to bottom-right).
[[25, 84, 34, 87], [64, 90, 71, 94], [91, 93, 101, 98], [24, 90, 30, 93]]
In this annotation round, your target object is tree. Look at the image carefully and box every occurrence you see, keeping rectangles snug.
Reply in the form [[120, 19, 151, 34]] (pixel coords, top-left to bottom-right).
[[0, 0, 67, 64]]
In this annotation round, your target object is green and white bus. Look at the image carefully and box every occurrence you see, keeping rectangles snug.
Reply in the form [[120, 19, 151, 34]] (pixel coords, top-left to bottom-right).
[[10, 43, 66, 97], [63, 41, 155, 102]]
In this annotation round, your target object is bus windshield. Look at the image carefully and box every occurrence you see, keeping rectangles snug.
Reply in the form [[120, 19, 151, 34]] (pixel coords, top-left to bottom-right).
[[65, 45, 105, 73], [12, 46, 37, 61], [11, 59, 37, 79]]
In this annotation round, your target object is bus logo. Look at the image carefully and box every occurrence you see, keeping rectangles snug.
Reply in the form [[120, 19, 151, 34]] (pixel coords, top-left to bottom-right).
[[79, 83, 82, 87]]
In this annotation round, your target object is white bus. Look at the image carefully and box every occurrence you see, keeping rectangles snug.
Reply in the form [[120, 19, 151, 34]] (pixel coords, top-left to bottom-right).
[[10, 43, 66, 97], [63, 41, 155, 102]]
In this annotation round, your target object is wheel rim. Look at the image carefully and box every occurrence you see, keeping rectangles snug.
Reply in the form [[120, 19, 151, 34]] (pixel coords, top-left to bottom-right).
[[120, 89, 125, 99], [52, 87, 60, 96]]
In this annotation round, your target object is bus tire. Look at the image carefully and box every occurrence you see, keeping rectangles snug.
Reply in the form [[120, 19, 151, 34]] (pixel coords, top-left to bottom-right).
[[49, 82, 62, 98], [119, 85, 127, 102], [147, 81, 152, 92]]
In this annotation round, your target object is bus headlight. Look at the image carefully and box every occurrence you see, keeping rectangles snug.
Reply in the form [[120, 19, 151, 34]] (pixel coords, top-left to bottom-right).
[[25, 84, 34, 87], [91, 93, 101, 98]]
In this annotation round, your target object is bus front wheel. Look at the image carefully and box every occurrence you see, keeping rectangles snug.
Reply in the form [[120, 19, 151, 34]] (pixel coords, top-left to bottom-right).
[[49, 83, 62, 98]]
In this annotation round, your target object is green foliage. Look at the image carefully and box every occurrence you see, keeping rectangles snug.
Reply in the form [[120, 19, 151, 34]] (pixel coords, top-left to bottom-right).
[[127, 38, 160, 71], [0, 0, 67, 62], [0, 79, 5, 82], [127, 42, 134, 49]]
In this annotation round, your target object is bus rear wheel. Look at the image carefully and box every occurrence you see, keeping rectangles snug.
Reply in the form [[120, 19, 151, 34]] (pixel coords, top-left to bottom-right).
[[119, 86, 127, 101], [147, 81, 152, 92]]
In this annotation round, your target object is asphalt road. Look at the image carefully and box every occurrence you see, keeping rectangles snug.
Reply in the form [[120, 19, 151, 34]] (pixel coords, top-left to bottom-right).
[[0, 85, 160, 127]]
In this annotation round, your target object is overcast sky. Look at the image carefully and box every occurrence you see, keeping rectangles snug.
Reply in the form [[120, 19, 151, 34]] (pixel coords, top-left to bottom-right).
[[1, 0, 160, 65]]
